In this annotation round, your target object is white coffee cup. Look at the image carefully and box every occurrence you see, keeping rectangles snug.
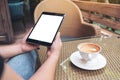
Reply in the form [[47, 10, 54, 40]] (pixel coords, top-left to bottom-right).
[[77, 43, 101, 61]]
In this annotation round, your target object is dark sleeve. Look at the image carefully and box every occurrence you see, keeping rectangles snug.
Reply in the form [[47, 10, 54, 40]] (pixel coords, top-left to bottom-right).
[[0, 56, 4, 78]]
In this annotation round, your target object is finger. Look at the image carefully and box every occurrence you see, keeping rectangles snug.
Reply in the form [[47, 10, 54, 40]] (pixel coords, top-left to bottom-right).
[[55, 32, 60, 41]]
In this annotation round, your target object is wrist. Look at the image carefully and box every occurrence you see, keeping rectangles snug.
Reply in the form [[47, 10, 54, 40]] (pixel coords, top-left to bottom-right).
[[48, 52, 60, 61], [18, 43, 25, 53]]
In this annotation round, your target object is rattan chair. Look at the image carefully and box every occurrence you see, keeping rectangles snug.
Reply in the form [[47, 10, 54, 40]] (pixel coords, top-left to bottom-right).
[[34, 0, 101, 38]]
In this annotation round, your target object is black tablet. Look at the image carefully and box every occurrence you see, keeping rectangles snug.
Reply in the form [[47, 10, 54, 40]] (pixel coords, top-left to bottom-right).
[[26, 12, 65, 46]]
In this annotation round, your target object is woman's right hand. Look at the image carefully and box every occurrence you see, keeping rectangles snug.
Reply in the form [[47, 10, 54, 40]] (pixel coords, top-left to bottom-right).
[[46, 32, 62, 59]]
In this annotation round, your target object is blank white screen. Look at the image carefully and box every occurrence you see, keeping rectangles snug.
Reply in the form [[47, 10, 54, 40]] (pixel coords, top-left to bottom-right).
[[29, 14, 63, 43]]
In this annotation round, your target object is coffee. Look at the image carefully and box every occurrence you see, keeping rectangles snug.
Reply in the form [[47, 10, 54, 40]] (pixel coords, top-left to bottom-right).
[[80, 44, 100, 53], [77, 43, 101, 61]]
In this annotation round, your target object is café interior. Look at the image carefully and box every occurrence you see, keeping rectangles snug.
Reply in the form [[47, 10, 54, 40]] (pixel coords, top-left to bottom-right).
[[0, 0, 120, 80]]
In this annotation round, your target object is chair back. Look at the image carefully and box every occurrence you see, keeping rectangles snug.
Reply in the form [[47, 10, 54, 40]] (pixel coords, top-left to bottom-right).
[[34, 0, 100, 37]]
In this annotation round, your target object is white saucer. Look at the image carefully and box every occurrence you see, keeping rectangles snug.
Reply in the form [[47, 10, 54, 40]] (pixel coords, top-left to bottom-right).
[[70, 51, 107, 70]]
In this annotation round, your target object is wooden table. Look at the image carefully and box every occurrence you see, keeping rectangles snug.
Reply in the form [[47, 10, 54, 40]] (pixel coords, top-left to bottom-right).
[[37, 36, 120, 80]]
